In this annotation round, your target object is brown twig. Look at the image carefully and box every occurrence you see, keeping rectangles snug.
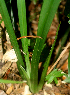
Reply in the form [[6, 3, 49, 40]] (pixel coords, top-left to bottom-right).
[[17, 36, 42, 40], [47, 42, 70, 75]]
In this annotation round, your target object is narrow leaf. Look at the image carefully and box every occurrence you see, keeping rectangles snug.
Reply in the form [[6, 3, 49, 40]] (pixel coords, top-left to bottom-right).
[[38, 23, 60, 91], [17, 0, 30, 77], [64, 77, 70, 83], [20, 65, 30, 86], [0, 79, 24, 84], [0, 0, 25, 70]]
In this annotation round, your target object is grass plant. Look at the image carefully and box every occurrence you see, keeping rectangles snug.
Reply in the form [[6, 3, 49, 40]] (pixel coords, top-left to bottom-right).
[[0, 0, 66, 93]]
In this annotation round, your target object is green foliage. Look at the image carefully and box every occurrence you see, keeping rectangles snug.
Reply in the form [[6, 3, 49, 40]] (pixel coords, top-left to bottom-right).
[[0, 0, 25, 80], [0, 79, 24, 84], [45, 69, 64, 84], [59, 1, 70, 82], [53, 25, 70, 66], [64, 51, 70, 83], [38, 24, 60, 91], [0, 0, 61, 93], [17, 0, 30, 78], [30, 0, 61, 92], [64, 77, 70, 83]]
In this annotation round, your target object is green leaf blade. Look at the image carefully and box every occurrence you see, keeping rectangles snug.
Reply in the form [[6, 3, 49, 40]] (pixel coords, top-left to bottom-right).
[[47, 76, 54, 84], [0, 0, 25, 70], [54, 77, 58, 84], [17, 0, 30, 77], [38, 24, 60, 91], [64, 77, 70, 83], [0, 79, 24, 84]]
